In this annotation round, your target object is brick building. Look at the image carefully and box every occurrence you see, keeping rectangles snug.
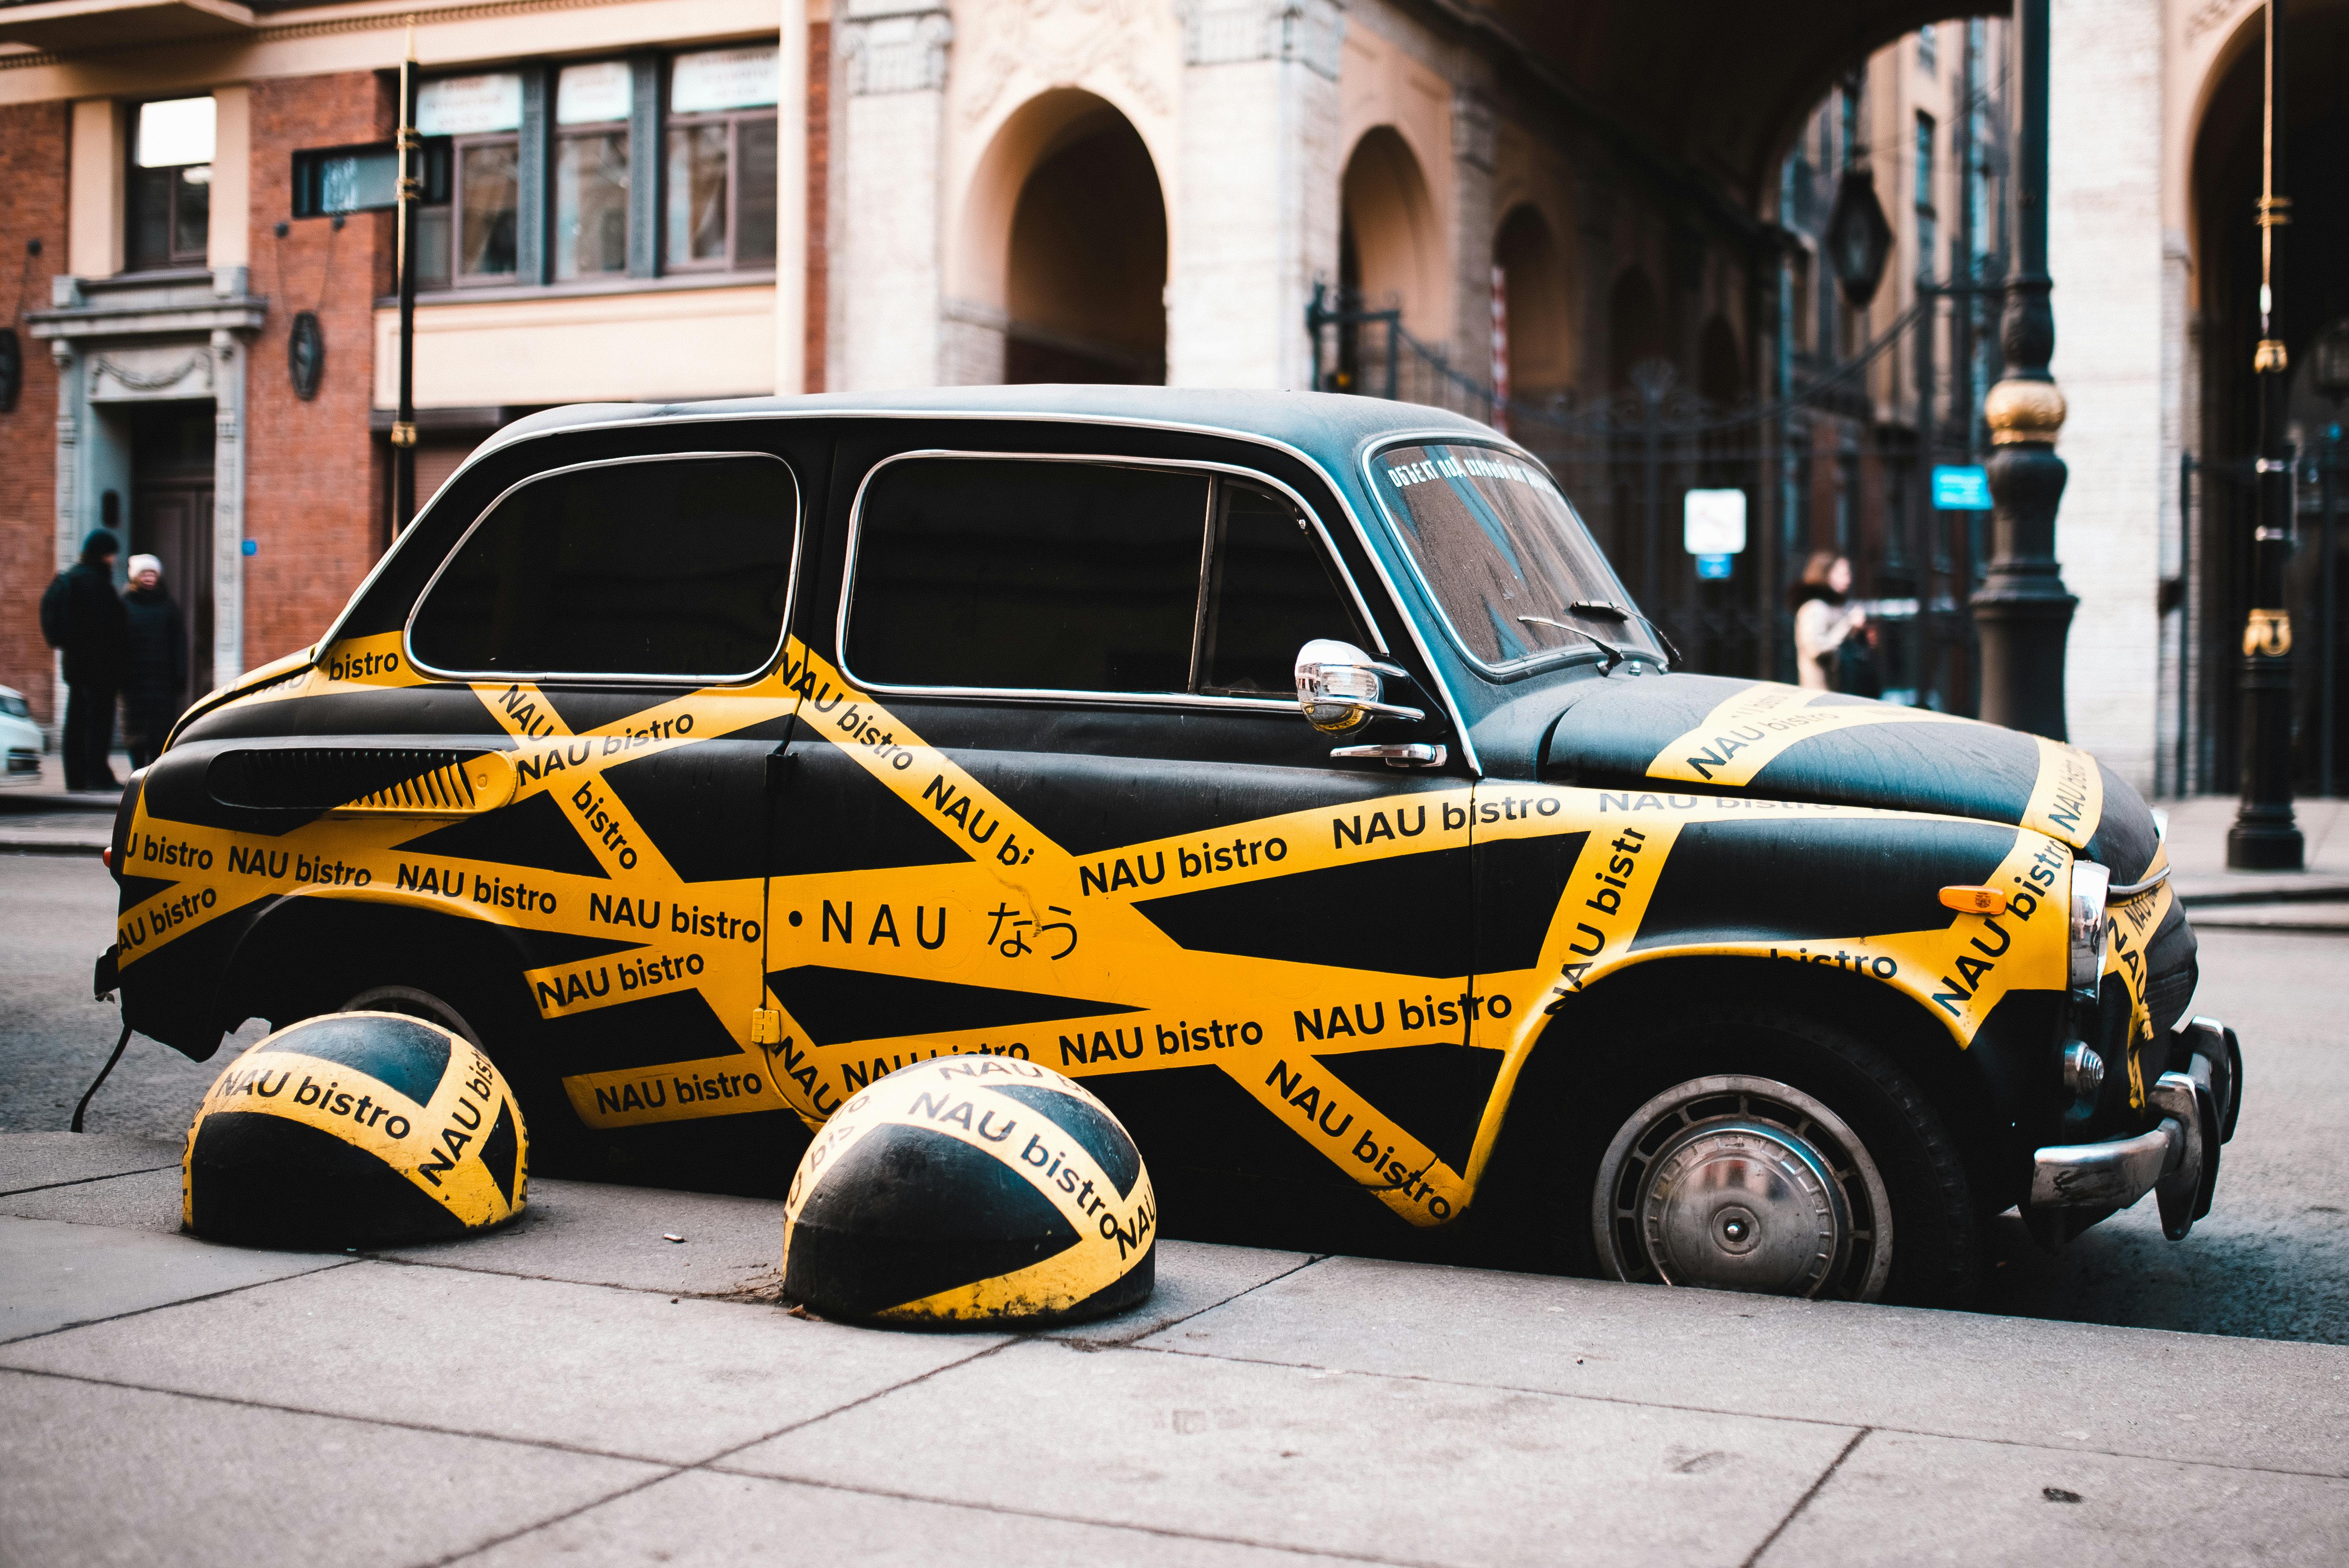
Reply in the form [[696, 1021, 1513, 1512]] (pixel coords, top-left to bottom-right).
[[1, 0, 814, 725]]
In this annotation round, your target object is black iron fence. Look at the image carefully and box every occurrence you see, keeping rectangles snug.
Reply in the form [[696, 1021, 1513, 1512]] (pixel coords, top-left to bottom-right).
[[2181, 443, 2348, 797]]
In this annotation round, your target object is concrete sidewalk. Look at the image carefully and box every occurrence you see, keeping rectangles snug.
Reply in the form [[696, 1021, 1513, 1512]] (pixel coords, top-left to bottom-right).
[[5, 1133, 2345, 1566]]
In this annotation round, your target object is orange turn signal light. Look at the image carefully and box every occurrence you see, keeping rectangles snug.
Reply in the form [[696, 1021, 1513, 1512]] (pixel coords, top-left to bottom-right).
[[1939, 885, 2008, 916]]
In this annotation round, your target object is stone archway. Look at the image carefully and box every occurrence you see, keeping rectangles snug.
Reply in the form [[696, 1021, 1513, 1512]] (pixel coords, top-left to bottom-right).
[[1493, 202, 1571, 402], [2187, 0, 2349, 792], [1341, 126, 1441, 337], [1608, 266, 1665, 389], [954, 89, 1169, 385]]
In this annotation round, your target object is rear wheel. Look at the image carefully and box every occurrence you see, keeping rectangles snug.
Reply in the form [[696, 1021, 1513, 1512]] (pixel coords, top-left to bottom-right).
[[1555, 1004, 1981, 1307], [338, 984, 482, 1046]]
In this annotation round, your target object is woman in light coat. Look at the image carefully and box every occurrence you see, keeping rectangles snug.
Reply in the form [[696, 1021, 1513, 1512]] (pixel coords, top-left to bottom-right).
[[1789, 551, 1863, 691]]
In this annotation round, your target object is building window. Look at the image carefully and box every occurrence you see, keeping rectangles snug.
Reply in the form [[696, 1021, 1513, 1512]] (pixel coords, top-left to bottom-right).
[[127, 97, 214, 271], [416, 73, 524, 287], [554, 61, 631, 279], [664, 47, 779, 271], [1917, 24, 1937, 73], [1915, 112, 1937, 284]]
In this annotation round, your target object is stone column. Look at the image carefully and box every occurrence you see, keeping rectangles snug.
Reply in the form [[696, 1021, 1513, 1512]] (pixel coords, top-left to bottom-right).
[[835, 0, 953, 390], [210, 299, 249, 687], [2046, 0, 2162, 786], [1450, 86, 1496, 384], [49, 336, 80, 732], [1166, 0, 1343, 389]]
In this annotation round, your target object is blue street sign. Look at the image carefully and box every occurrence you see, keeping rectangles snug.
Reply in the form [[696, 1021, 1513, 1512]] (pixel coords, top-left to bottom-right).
[[1695, 553, 1733, 580], [1932, 465, 1993, 511]]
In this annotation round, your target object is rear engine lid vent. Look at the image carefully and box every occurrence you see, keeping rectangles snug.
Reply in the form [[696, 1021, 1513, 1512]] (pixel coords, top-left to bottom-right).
[[207, 748, 516, 816]]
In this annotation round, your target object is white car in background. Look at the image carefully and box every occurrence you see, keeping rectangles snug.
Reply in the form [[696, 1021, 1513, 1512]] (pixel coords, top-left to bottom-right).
[[0, 687, 44, 786]]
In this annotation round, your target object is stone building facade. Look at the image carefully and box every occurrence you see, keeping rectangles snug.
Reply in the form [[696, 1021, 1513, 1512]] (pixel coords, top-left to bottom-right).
[[0, 0, 2334, 797]]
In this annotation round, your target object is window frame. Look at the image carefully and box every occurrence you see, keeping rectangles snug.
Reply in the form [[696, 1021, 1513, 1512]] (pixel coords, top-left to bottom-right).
[[402, 449, 803, 685], [447, 129, 525, 286], [661, 101, 776, 274], [835, 449, 1386, 711], [550, 114, 631, 282], [124, 99, 213, 272]]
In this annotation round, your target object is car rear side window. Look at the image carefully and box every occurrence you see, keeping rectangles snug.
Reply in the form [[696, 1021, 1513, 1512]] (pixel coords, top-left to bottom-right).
[[409, 453, 797, 679], [844, 457, 1364, 698]]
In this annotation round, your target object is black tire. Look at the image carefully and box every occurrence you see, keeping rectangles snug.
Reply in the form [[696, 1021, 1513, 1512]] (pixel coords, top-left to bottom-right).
[[260, 956, 588, 1176], [1532, 1002, 1981, 1308]]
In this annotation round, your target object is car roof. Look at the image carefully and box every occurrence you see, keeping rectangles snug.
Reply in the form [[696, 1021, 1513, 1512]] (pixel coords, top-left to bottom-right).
[[480, 385, 1509, 468]]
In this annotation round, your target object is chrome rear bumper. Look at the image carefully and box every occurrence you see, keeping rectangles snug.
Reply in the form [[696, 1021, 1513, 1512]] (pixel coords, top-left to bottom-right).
[[2028, 1017, 2239, 1241]]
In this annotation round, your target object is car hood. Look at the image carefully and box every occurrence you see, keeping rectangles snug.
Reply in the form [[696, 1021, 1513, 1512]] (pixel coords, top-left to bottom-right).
[[1539, 672, 2163, 883]]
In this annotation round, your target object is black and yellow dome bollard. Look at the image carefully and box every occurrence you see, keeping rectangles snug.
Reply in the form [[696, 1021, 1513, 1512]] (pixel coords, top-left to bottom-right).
[[183, 1012, 527, 1248], [781, 1058, 1154, 1325]]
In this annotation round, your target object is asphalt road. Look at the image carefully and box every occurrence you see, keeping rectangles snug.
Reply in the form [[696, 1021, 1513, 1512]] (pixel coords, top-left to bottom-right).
[[5, 848, 2341, 1344]]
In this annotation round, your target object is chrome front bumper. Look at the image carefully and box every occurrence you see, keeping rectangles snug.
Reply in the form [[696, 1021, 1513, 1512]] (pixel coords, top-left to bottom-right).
[[2028, 1017, 2240, 1241]]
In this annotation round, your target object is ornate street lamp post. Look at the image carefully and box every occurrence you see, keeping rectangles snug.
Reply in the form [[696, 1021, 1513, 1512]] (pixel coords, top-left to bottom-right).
[[1973, 0, 2075, 739], [2228, 0, 2303, 867]]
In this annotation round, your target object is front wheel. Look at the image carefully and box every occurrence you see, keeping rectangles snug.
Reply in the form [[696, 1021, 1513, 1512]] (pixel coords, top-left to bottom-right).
[[1567, 1007, 1981, 1307], [1592, 1075, 1894, 1300]]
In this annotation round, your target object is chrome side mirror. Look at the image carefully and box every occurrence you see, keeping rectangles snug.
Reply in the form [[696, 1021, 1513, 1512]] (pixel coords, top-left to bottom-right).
[[1294, 639, 1425, 733]]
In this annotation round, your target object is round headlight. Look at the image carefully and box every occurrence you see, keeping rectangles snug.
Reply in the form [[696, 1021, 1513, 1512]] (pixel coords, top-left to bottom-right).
[[2068, 860, 2111, 994]]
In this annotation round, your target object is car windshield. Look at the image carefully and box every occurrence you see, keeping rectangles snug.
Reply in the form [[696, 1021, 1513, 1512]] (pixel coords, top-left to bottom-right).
[[1372, 442, 1662, 672]]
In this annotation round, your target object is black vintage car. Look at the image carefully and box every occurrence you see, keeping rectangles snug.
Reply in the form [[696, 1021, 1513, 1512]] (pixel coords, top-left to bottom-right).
[[104, 387, 2234, 1306]]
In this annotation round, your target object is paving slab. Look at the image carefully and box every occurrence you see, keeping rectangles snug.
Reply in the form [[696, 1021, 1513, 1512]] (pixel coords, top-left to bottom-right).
[[0, 1253, 1011, 1465], [1757, 1427, 2349, 1566], [369, 1177, 791, 1297], [728, 1335, 1856, 1568], [1044, 1241, 1319, 1346], [1, 1164, 181, 1232], [1140, 1256, 2349, 1476], [0, 1368, 660, 1568], [0, 1215, 346, 1344], [0, 1131, 179, 1195], [469, 1465, 1379, 1568]]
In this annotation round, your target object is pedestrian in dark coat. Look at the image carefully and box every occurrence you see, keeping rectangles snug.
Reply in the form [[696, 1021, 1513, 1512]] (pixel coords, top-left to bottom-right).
[[122, 553, 187, 771], [39, 529, 127, 792]]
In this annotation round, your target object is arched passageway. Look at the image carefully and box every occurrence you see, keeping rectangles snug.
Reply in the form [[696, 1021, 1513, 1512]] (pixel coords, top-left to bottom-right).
[[1493, 203, 1571, 401], [1341, 127, 1440, 333], [1608, 267, 1666, 389], [2189, 2, 2349, 792], [1004, 103, 1167, 383], [958, 90, 1168, 385], [1698, 316, 1745, 407]]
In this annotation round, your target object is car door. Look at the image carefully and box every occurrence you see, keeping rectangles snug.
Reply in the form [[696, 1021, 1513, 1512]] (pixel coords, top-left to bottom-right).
[[761, 427, 1484, 1240], [398, 441, 809, 1173]]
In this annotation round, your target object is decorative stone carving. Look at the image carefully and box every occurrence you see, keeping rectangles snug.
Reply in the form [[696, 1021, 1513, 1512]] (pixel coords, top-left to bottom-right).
[[1175, 0, 1340, 79], [843, 0, 955, 95], [88, 347, 214, 401], [961, 0, 1176, 124]]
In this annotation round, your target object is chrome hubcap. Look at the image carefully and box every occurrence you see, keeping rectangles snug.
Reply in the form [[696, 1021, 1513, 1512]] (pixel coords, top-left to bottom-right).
[[1593, 1075, 1893, 1301], [1639, 1118, 1848, 1294]]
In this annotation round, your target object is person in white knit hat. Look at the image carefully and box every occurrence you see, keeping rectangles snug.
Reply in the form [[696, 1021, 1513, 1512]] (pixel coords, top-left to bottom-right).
[[121, 553, 187, 770]]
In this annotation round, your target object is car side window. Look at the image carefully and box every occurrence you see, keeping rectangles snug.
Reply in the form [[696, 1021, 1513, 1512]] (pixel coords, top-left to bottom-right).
[[844, 457, 1364, 698], [409, 453, 796, 679], [847, 458, 1204, 694], [1197, 480, 1362, 695]]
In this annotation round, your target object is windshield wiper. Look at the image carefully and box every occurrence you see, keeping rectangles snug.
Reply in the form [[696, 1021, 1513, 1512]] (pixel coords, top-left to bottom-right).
[[1569, 600, 1683, 667], [1518, 616, 1629, 671]]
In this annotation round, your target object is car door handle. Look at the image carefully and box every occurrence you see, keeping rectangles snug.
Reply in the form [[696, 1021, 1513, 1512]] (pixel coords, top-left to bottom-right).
[[1329, 743, 1447, 769]]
